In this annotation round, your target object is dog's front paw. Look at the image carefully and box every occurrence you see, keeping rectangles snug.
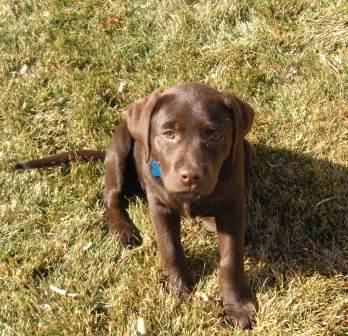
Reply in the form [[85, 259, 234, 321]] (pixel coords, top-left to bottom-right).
[[107, 217, 142, 248], [162, 271, 191, 299], [223, 301, 256, 330], [118, 225, 142, 248]]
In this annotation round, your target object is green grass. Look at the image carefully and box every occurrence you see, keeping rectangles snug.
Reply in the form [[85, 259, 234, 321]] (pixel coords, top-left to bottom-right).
[[1, 0, 347, 335]]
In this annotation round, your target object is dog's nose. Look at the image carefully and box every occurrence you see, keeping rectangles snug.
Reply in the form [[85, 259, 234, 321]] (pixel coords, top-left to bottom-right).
[[179, 168, 201, 186]]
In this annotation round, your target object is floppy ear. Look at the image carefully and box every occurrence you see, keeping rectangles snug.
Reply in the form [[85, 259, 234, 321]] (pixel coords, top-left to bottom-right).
[[222, 92, 255, 161], [126, 89, 163, 162]]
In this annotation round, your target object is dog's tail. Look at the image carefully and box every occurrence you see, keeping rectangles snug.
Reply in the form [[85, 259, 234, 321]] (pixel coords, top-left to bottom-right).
[[14, 150, 106, 170]]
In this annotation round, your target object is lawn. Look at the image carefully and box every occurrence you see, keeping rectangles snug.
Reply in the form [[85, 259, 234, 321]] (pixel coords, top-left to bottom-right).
[[0, 0, 347, 335]]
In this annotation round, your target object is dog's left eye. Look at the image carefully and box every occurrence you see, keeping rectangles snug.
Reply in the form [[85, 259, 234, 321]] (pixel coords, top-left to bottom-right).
[[163, 130, 175, 139], [208, 130, 222, 142]]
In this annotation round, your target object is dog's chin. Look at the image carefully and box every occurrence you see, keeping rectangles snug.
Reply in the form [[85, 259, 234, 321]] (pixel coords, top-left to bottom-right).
[[175, 191, 201, 203]]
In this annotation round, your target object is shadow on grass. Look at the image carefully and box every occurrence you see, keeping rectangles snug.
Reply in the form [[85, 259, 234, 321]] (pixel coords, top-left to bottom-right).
[[185, 144, 347, 289], [78, 143, 346, 293], [247, 144, 347, 290]]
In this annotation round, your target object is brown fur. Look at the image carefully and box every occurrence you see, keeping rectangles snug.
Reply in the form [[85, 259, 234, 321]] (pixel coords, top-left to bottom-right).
[[15, 83, 256, 329]]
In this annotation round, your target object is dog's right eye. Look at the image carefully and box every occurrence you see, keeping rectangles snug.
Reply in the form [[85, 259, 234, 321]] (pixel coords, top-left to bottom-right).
[[163, 130, 175, 139]]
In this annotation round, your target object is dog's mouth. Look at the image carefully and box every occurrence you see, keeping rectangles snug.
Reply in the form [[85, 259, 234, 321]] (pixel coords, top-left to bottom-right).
[[165, 184, 214, 199]]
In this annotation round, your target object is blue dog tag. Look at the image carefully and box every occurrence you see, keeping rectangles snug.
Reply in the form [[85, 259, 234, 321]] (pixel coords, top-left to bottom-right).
[[150, 160, 161, 177]]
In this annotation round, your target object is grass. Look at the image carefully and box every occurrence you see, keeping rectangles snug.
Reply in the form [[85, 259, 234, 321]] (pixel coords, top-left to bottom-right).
[[0, 0, 347, 335]]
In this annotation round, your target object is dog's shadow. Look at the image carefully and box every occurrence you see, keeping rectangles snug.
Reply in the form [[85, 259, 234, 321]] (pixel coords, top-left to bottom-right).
[[186, 144, 347, 290]]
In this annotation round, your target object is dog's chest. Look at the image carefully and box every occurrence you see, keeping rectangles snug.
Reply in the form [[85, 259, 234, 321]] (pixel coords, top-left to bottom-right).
[[172, 196, 218, 218]]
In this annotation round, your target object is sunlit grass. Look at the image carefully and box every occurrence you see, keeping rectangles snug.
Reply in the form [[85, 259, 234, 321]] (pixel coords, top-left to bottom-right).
[[1, 0, 347, 335]]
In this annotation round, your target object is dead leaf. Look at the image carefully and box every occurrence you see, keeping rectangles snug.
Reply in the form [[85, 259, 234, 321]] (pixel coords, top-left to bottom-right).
[[83, 242, 93, 251], [195, 291, 209, 302], [19, 64, 29, 76], [104, 15, 118, 30], [285, 67, 297, 80], [116, 81, 125, 93]]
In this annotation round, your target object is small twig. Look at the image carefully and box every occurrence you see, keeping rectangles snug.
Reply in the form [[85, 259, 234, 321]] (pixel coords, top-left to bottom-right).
[[137, 317, 146, 335], [316, 196, 337, 207], [49, 285, 79, 298], [320, 54, 340, 73]]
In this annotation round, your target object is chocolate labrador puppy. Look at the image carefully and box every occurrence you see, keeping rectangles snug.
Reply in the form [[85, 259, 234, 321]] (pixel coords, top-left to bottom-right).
[[15, 83, 256, 329]]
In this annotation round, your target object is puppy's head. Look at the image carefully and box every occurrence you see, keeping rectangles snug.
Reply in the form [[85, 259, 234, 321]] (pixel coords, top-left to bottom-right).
[[126, 83, 254, 197]]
